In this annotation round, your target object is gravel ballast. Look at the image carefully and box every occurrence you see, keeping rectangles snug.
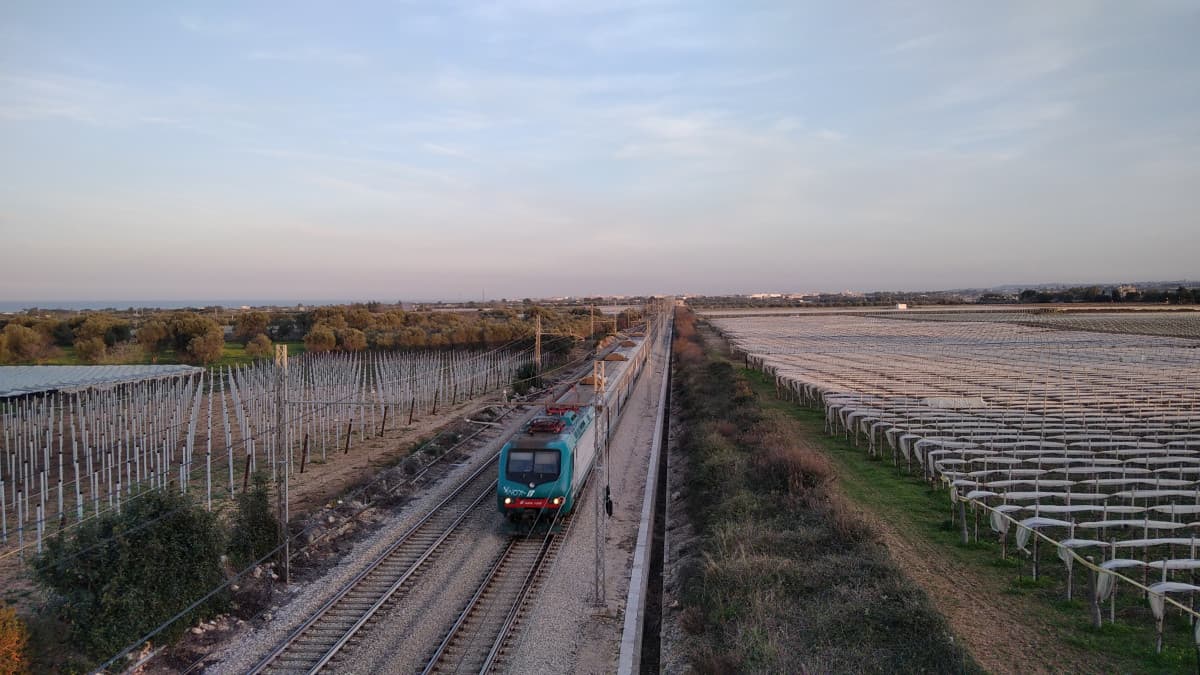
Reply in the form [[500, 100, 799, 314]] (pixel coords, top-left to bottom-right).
[[502, 335, 670, 674], [207, 405, 538, 675]]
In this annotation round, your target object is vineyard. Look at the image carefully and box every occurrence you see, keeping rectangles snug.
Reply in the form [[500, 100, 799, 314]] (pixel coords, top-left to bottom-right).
[[875, 309, 1200, 340], [708, 311, 1200, 654], [0, 347, 530, 558]]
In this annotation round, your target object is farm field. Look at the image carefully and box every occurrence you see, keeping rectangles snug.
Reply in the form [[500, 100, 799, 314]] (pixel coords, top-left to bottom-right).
[[703, 309, 1200, 669], [0, 345, 540, 670], [884, 310, 1200, 339], [0, 347, 528, 562], [662, 309, 973, 673]]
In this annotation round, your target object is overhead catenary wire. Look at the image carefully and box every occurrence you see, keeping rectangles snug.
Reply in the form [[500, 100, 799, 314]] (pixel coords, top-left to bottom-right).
[[90, 334, 619, 674], [1, 344, 532, 557]]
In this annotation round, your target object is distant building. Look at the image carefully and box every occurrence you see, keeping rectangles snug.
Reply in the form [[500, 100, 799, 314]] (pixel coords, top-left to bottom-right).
[[895, 303, 908, 310]]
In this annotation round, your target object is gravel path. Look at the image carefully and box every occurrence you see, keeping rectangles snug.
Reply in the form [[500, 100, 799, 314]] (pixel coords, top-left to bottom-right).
[[501, 336, 669, 674]]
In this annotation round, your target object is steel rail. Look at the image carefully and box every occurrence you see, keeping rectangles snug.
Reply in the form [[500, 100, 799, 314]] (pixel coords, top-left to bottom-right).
[[305, 482, 495, 673], [477, 516, 568, 673], [420, 530, 556, 675], [421, 538, 524, 675], [429, 320, 664, 674], [252, 352, 603, 673], [248, 454, 500, 674]]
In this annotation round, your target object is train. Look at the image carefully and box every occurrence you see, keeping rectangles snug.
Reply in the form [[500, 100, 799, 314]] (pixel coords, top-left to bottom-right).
[[496, 327, 654, 521]]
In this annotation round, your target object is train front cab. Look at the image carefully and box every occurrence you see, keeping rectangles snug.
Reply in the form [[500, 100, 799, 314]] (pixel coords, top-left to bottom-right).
[[498, 438, 572, 520]]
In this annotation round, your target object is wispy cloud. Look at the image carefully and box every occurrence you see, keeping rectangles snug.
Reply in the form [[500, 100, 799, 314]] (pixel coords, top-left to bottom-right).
[[247, 147, 462, 185], [584, 10, 716, 52], [465, 0, 670, 22], [4, 1, 1198, 297], [248, 47, 370, 68], [0, 69, 254, 139], [422, 142, 471, 159], [178, 15, 248, 37], [772, 116, 803, 133]]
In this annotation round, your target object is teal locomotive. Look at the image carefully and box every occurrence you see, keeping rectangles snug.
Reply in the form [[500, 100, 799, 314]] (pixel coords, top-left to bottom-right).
[[497, 330, 653, 520], [497, 404, 597, 518]]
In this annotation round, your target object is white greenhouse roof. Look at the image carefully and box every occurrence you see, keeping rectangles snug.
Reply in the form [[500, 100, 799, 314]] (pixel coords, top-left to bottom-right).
[[0, 365, 203, 398]]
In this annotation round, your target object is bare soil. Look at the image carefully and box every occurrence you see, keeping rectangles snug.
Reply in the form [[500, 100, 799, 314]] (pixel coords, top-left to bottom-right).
[[281, 395, 481, 515], [859, 509, 1104, 675]]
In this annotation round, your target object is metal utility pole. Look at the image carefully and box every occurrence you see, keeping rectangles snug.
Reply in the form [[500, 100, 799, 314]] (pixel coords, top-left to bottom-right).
[[534, 313, 543, 375], [590, 305, 595, 341], [274, 344, 290, 584], [592, 360, 607, 605]]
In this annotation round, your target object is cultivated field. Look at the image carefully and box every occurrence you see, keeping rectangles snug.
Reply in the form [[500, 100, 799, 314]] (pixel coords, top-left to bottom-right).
[[0, 347, 529, 559], [878, 309, 1200, 339], [706, 310, 1200, 660]]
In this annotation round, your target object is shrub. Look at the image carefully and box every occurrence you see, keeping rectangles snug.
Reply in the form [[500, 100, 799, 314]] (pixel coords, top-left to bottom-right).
[[33, 490, 228, 659], [185, 328, 225, 364], [754, 425, 833, 496], [233, 312, 269, 344], [511, 363, 540, 395], [338, 328, 367, 352], [304, 326, 337, 353], [228, 473, 279, 568], [74, 336, 108, 364], [165, 313, 223, 361], [75, 314, 131, 347], [2, 324, 52, 363], [0, 605, 28, 674], [136, 319, 169, 352], [244, 334, 273, 359]]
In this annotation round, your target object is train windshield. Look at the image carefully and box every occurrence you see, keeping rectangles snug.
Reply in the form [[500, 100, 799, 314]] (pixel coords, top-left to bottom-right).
[[506, 449, 561, 484]]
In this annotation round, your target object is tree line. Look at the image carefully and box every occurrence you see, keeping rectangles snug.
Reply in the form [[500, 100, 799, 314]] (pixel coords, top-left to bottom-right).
[[0, 305, 645, 366], [1018, 285, 1200, 304], [0, 312, 224, 365]]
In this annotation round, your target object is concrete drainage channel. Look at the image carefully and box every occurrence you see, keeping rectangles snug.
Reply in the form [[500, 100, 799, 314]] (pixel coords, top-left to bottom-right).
[[617, 321, 673, 675]]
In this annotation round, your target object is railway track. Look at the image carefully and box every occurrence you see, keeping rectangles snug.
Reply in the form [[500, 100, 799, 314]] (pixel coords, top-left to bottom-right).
[[422, 511, 573, 675], [422, 321, 667, 674], [248, 356, 604, 674], [248, 455, 501, 674]]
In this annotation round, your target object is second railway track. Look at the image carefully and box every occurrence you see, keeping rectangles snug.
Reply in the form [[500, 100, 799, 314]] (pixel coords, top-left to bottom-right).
[[241, 337, 662, 675], [249, 455, 501, 674], [421, 515, 571, 675], [248, 358, 601, 674]]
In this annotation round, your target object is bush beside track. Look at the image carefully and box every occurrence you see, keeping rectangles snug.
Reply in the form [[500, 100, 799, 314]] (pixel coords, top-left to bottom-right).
[[670, 307, 975, 673]]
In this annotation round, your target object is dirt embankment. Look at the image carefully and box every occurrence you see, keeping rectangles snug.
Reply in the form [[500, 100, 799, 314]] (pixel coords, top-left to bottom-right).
[[661, 310, 975, 674]]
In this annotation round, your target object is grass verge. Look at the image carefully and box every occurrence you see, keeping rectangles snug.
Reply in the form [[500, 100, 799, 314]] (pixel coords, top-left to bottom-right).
[[672, 308, 977, 673]]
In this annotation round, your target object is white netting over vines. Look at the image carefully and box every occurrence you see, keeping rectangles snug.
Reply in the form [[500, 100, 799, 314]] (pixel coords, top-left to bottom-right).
[[709, 312, 1200, 647]]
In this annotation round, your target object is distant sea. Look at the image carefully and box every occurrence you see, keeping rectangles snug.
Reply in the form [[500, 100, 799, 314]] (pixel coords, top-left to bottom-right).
[[0, 300, 361, 313]]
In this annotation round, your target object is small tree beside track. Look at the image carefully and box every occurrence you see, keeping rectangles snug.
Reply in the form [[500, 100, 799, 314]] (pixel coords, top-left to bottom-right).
[[228, 472, 280, 569], [32, 490, 228, 660]]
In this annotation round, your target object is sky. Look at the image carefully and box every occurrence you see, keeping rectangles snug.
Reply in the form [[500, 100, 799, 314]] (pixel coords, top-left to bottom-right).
[[1, 1, 1198, 302]]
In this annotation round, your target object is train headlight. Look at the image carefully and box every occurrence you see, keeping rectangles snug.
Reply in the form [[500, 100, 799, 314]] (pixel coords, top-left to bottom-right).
[[552, 497, 563, 506], [504, 497, 512, 505]]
